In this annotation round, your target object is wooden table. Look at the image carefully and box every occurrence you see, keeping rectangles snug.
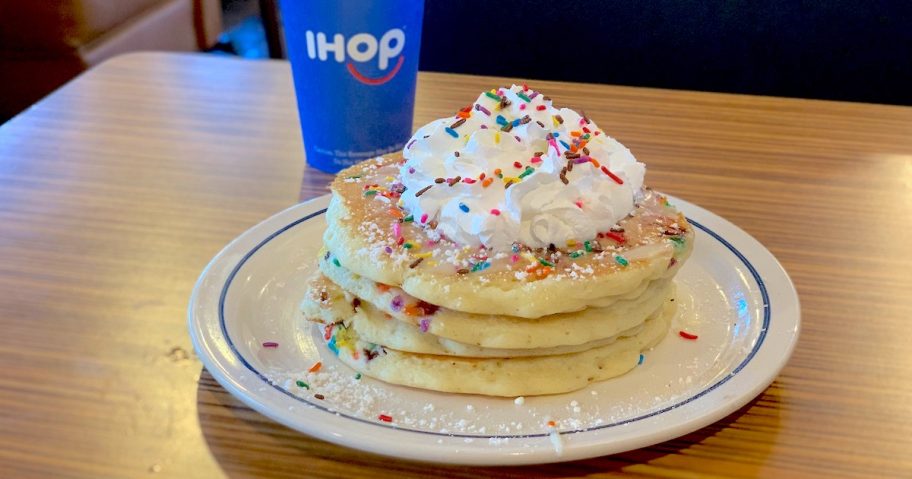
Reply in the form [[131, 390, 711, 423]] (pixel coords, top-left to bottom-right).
[[1, 52, 910, 478]]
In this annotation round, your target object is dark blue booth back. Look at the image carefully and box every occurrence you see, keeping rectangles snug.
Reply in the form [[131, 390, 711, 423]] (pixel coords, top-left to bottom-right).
[[419, 1, 912, 105]]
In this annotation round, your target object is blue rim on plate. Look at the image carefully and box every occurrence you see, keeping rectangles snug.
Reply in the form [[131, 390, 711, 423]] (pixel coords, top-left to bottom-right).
[[217, 210, 770, 439]]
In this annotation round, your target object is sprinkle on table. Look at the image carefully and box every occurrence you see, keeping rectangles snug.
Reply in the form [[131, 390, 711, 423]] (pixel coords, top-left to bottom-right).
[[261, 341, 279, 348], [308, 361, 323, 373], [295, 380, 309, 389], [378, 414, 394, 423], [314, 394, 325, 400], [638, 354, 645, 365], [679, 330, 699, 340], [355, 373, 362, 380]]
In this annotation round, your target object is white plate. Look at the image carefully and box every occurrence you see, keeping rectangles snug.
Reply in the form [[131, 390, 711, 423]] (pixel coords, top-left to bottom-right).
[[189, 194, 799, 465]]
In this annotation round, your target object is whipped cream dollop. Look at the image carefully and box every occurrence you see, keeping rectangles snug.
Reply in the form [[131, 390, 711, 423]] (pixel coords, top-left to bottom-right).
[[399, 85, 645, 250]]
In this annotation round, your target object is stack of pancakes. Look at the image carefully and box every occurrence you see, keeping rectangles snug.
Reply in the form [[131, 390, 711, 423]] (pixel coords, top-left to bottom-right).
[[300, 154, 694, 397]]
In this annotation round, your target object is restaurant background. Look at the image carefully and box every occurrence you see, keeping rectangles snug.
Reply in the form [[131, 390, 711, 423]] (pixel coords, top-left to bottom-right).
[[2, 0, 910, 124]]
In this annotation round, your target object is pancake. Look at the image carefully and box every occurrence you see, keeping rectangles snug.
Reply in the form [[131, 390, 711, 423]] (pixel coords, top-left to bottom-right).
[[303, 263, 674, 349], [323, 154, 693, 318], [299, 85, 696, 396], [320, 297, 675, 397], [304, 288, 662, 357]]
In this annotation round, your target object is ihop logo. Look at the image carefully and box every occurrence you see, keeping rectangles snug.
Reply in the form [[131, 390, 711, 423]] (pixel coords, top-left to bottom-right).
[[304, 28, 405, 85]]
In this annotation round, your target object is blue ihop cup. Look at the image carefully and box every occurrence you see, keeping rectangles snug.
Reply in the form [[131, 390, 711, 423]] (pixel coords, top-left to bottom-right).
[[279, 0, 425, 173]]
